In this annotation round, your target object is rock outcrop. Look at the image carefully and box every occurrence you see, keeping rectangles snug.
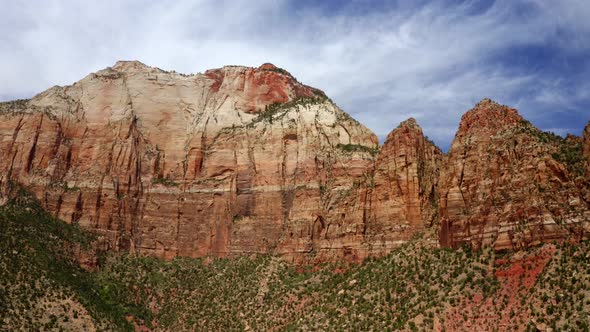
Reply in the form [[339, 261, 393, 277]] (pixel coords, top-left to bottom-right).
[[1, 62, 589, 260], [367, 118, 442, 247], [0, 61, 381, 262], [439, 99, 590, 250]]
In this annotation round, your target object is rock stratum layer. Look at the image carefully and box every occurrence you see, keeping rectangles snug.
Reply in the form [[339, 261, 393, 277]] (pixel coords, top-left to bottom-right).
[[1, 62, 589, 261]]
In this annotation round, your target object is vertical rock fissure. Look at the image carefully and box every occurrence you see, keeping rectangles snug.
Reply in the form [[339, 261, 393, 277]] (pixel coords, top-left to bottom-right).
[[25, 114, 44, 173]]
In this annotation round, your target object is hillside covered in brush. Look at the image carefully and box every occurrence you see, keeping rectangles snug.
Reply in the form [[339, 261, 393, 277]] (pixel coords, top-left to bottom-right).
[[2, 189, 590, 331]]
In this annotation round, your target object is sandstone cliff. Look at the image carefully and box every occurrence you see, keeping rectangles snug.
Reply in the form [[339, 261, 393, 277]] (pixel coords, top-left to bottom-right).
[[0, 61, 380, 262], [439, 99, 590, 250], [1, 62, 589, 260], [366, 118, 442, 247]]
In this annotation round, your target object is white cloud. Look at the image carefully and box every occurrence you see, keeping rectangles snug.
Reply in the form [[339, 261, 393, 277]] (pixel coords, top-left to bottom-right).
[[1, 0, 589, 149]]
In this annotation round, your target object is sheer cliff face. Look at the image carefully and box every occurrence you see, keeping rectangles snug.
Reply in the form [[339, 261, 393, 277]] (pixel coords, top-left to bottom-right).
[[1, 61, 589, 261], [367, 118, 442, 247], [0, 61, 379, 261], [439, 99, 590, 250]]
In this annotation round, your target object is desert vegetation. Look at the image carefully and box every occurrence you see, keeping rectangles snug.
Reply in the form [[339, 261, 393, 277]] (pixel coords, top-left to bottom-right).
[[2, 190, 590, 331]]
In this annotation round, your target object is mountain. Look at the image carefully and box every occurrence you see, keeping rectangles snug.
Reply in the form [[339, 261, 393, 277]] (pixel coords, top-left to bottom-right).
[[439, 99, 590, 250], [0, 62, 589, 264], [0, 61, 379, 263], [2, 62, 590, 331], [367, 118, 442, 246]]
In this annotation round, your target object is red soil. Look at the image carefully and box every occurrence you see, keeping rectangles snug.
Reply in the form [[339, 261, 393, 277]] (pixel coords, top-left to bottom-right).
[[442, 245, 555, 331]]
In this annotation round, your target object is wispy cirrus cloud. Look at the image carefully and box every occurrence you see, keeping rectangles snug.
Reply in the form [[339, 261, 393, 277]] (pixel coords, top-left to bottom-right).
[[1, 0, 589, 149]]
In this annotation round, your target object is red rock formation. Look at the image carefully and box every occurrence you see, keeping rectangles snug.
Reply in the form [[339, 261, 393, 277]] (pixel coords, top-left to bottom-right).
[[0, 61, 378, 262], [204, 62, 322, 114], [439, 99, 590, 250], [2, 63, 588, 261], [366, 118, 442, 248]]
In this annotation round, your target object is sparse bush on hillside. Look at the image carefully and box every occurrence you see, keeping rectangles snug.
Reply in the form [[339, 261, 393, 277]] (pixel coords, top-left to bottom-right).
[[263, 66, 294, 78], [0, 190, 137, 331], [517, 119, 562, 144], [517, 119, 587, 176], [3, 187, 590, 331], [248, 96, 329, 126], [552, 143, 586, 176], [336, 143, 379, 156], [151, 176, 179, 187]]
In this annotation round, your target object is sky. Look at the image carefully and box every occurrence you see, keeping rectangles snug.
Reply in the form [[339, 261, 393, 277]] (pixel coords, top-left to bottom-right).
[[1, 0, 589, 150]]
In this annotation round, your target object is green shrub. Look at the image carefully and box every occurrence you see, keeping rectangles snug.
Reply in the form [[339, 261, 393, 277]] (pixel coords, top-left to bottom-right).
[[336, 143, 379, 156], [151, 176, 179, 187]]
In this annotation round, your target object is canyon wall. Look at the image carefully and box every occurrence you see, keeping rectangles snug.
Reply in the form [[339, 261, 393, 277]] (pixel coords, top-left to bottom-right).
[[0, 61, 381, 262], [1, 62, 589, 260]]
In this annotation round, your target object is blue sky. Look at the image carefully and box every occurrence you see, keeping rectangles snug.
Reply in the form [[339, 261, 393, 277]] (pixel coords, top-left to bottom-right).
[[1, 0, 589, 150]]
